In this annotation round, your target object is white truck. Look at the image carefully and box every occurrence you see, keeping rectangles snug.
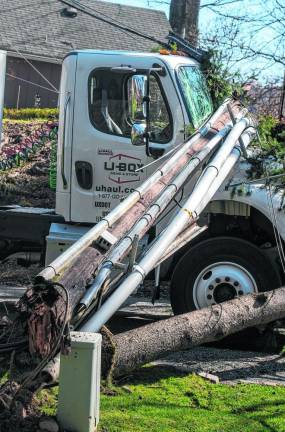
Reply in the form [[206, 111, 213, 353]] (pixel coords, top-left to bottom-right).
[[0, 48, 283, 316]]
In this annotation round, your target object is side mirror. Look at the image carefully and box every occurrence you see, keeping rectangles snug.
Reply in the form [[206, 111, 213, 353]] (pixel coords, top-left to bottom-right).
[[127, 74, 148, 122], [131, 121, 147, 146], [128, 73, 152, 156]]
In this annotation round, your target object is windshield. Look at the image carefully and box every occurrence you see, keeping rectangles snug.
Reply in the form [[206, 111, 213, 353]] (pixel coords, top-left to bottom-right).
[[177, 66, 213, 129]]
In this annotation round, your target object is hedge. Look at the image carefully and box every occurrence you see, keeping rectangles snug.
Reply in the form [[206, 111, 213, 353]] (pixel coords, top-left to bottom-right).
[[3, 108, 59, 120]]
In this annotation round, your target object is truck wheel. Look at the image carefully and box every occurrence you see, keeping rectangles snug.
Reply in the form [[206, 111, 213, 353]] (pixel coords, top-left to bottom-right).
[[170, 237, 282, 315]]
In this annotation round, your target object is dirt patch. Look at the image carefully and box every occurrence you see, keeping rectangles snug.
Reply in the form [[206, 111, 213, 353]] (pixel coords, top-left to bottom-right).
[[152, 346, 285, 385], [0, 258, 43, 286]]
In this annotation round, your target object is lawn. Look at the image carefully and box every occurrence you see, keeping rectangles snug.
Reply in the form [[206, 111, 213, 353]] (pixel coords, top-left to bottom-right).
[[37, 366, 285, 432]]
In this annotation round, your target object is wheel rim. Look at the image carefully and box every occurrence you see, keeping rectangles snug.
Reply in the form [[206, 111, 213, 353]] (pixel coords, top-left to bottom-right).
[[192, 261, 258, 309]]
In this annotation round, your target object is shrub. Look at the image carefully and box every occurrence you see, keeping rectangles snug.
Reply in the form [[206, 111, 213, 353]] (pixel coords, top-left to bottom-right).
[[3, 108, 59, 120], [201, 49, 243, 110], [256, 115, 283, 157]]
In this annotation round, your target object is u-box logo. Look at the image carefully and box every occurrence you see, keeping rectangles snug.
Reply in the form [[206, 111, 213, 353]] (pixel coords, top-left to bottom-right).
[[104, 153, 144, 184]]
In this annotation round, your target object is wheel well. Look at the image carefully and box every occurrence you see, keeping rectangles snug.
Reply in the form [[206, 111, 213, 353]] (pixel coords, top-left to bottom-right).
[[164, 202, 283, 282], [207, 206, 276, 247]]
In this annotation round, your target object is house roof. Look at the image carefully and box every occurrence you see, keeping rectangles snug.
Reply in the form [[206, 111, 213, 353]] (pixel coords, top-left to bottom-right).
[[0, 0, 171, 63]]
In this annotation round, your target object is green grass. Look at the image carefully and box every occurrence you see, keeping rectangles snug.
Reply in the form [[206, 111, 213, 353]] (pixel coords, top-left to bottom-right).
[[36, 366, 285, 432]]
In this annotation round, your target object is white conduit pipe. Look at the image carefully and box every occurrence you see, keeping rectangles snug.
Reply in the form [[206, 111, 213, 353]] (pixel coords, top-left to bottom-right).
[[79, 124, 232, 309], [196, 128, 256, 215], [81, 120, 255, 332], [38, 101, 230, 282]]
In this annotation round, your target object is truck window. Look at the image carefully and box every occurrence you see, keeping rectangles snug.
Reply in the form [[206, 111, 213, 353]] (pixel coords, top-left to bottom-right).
[[89, 69, 172, 143], [177, 66, 213, 129], [89, 69, 126, 136]]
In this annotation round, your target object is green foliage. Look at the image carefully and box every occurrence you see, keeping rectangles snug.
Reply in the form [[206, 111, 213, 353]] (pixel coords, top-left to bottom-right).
[[169, 41, 178, 52], [3, 108, 59, 120], [201, 50, 243, 110], [185, 124, 196, 138], [37, 387, 58, 417], [256, 115, 285, 158], [150, 43, 177, 53], [150, 45, 162, 53]]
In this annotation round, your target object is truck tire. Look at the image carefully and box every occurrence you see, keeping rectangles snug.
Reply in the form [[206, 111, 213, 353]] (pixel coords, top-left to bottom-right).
[[170, 236, 282, 315]]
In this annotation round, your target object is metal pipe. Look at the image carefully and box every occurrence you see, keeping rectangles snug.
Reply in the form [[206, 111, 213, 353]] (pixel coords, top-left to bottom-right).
[[81, 122, 255, 332], [79, 124, 231, 309], [37, 100, 230, 282], [156, 223, 208, 265], [0, 50, 7, 141]]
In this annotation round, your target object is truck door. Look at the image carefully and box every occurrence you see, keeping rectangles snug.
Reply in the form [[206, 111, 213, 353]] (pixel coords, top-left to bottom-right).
[[70, 52, 184, 223]]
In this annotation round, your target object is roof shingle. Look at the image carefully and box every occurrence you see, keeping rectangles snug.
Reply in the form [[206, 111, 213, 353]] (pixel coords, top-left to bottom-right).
[[0, 0, 170, 61]]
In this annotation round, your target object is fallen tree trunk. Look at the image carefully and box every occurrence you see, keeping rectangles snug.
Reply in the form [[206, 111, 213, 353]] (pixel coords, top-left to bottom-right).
[[104, 287, 285, 377], [44, 286, 285, 383]]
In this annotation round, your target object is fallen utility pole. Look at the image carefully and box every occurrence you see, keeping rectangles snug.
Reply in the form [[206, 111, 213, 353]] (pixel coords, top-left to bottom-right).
[[21, 101, 238, 357], [43, 285, 285, 382], [81, 120, 255, 333], [37, 108, 256, 383]]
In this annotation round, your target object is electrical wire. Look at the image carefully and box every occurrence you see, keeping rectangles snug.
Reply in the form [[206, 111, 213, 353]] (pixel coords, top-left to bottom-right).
[[238, 108, 285, 274], [18, 282, 70, 390], [6, 73, 59, 94], [5, 41, 59, 92], [252, 125, 285, 275], [265, 171, 285, 274], [0, 282, 70, 406], [59, 0, 167, 46], [157, 187, 184, 224]]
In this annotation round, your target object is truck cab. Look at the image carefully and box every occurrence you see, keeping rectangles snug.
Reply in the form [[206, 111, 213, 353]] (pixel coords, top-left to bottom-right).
[[56, 50, 212, 223], [54, 49, 284, 315], [1, 49, 284, 317]]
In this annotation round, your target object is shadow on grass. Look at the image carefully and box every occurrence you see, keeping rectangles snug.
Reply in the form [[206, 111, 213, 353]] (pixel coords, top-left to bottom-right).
[[115, 364, 189, 386], [232, 399, 285, 432]]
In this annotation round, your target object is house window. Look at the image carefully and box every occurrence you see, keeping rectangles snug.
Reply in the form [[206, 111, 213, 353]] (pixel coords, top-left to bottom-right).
[[89, 69, 172, 143]]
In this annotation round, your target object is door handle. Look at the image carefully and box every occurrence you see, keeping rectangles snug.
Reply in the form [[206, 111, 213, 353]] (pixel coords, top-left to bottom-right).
[[61, 92, 71, 189], [75, 161, 93, 190]]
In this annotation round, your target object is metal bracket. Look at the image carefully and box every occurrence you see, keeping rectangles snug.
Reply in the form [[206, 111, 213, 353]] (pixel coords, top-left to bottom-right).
[[128, 234, 140, 272], [152, 264, 161, 305], [227, 104, 248, 159], [95, 230, 118, 251], [112, 262, 128, 271]]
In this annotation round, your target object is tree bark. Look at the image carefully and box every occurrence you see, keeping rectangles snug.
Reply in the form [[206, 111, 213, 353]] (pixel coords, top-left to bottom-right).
[[170, 0, 187, 37], [185, 0, 201, 46], [20, 147, 197, 357], [170, 0, 201, 46], [43, 286, 285, 383], [102, 287, 285, 377]]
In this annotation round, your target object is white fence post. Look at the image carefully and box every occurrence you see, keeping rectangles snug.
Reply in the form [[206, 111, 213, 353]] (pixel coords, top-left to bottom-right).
[[0, 50, 7, 141]]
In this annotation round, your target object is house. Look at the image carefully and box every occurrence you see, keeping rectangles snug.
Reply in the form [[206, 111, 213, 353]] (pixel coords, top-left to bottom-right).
[[0, 0, 170, 108]]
